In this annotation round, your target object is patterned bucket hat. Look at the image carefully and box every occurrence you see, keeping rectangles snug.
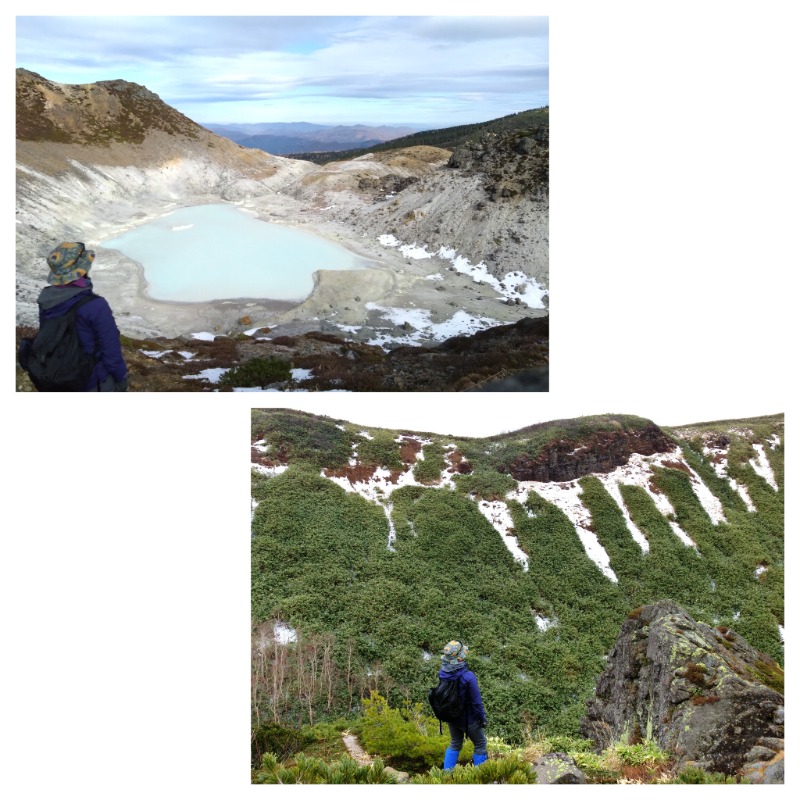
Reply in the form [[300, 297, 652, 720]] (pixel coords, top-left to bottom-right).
[[46, 242, 95, 285], [442, 640, 469, 665]]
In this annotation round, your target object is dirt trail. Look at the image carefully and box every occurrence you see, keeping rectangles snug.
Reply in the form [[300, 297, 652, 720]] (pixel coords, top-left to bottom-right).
[[342, 732, 373, 765]]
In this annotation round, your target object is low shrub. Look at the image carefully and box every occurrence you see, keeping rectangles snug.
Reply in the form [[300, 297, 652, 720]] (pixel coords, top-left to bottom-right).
[[671, 765, 739, 784], [253, 753, 397, 784], [612, 738, 670, 767], [357, 692, 454, 771], [410, 756, 538, 784], [220, 356, 291, 388], [251, 723, 314, 766]]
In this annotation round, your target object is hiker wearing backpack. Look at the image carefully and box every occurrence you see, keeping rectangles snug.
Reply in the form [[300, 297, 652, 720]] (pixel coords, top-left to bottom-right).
[[23, 242, 128, 391], [433, 640, 488, 771]]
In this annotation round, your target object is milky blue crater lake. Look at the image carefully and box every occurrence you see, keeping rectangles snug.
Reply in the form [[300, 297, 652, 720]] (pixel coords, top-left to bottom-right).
[[102, 204, 371, 303]]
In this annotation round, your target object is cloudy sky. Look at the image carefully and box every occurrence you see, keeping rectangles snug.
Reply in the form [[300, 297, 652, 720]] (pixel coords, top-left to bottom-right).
[[15, 14, 548, 127]]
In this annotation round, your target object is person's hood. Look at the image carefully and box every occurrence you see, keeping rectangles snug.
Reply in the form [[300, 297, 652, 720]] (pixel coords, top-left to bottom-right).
[[438, 662, 468, 680], [38, 284, 87, 310], [37, 284, 91, 314]]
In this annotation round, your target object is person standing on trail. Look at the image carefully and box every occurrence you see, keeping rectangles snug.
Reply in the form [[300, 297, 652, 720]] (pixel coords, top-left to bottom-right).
[[33, 242, 129, 391], [438, 640, 488, 771]]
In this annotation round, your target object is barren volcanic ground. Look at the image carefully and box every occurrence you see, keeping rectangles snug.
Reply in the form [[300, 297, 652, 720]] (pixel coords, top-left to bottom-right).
[[15, 70, 548, 389], [17, 144, 547, 346]]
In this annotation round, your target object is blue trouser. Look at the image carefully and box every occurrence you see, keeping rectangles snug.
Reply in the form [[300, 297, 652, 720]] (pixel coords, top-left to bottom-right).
[[447, 721, 488, 756]]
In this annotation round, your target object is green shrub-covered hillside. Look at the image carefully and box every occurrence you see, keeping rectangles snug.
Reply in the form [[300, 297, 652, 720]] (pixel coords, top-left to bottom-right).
[[251, 410, 784, 743]]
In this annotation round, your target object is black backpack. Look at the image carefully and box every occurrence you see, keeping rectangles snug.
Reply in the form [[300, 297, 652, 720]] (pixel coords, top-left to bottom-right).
[[428, 675, 465, 734], [19, 293, 100, 391]]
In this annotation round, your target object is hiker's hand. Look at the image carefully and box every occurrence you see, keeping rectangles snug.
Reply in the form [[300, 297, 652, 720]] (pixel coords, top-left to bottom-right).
[[115, 378, 129, 392], [480, 719, 488, 728]]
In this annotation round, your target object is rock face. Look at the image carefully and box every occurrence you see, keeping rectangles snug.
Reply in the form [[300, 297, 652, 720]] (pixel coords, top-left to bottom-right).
[[448, 125, 548, 202], [580, 601, 784, 778], [502, 423, 673, 481]]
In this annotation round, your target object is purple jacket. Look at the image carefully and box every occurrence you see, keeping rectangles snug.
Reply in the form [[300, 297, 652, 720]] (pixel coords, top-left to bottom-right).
[[37, 284, 128, 390], [437, 663, 488, 728]]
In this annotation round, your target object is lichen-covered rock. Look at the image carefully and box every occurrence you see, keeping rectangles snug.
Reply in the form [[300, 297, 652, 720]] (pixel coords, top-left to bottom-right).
[[531, 753, 585, 784], [739, 738, 784, 784], [580, 601, 783, 777]]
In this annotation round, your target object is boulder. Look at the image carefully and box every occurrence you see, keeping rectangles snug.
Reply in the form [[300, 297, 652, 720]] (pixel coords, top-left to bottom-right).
[[738, 738, 785, 784], [531, 752, 586, 784], [383, 766, 409, 783], [580, 601, 784, 778]]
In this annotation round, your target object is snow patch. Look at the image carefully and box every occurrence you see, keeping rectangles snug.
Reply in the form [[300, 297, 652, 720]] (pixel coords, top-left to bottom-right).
[[533, 611, 557, 632], [190, 332, 217, 341], [183, 367, 229, 383], [365, 303, 502, 349], [274, 622, 297, 644], [252, 464, 288, 478]]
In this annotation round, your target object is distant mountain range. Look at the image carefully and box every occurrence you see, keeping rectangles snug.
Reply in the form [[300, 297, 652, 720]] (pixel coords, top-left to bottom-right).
[[285, 108, 548, 164], [202, 121, 419, 154]]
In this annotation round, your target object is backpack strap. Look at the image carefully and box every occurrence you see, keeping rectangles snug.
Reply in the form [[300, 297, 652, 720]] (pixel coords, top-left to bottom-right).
[[69, 292, 102, 351]]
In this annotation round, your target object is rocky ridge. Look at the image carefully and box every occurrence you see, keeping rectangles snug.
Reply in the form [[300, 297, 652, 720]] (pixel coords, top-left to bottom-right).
[[501, 424, 673, 482]]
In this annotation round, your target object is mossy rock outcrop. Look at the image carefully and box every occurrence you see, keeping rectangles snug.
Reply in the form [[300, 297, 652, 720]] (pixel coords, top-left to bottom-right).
[[580, 600, 783, 778]]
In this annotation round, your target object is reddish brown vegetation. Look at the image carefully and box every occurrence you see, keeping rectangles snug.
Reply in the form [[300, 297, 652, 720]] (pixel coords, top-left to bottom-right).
[[324, 464, 378, 483], [399, 437, 422, 464], [685, 662, 708, 686], [662, 460, 692, 474], [692, 695, 721, 706]]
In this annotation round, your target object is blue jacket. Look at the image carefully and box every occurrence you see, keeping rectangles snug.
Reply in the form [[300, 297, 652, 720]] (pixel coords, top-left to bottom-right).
[[37, 284, 128, 390], [437, 663, 488, 728]]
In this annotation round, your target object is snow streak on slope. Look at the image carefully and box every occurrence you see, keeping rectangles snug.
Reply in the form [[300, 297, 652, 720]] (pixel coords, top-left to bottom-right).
[[253, 437, 752, 582], [703, 437, 757, 512], [475, 501, 529, 570], [377, 234, 548, 309], [702, 431, 781, 509], [508, 446, 730, 577], [750, 444, 779, 491], [516, 481, 618, 582]]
